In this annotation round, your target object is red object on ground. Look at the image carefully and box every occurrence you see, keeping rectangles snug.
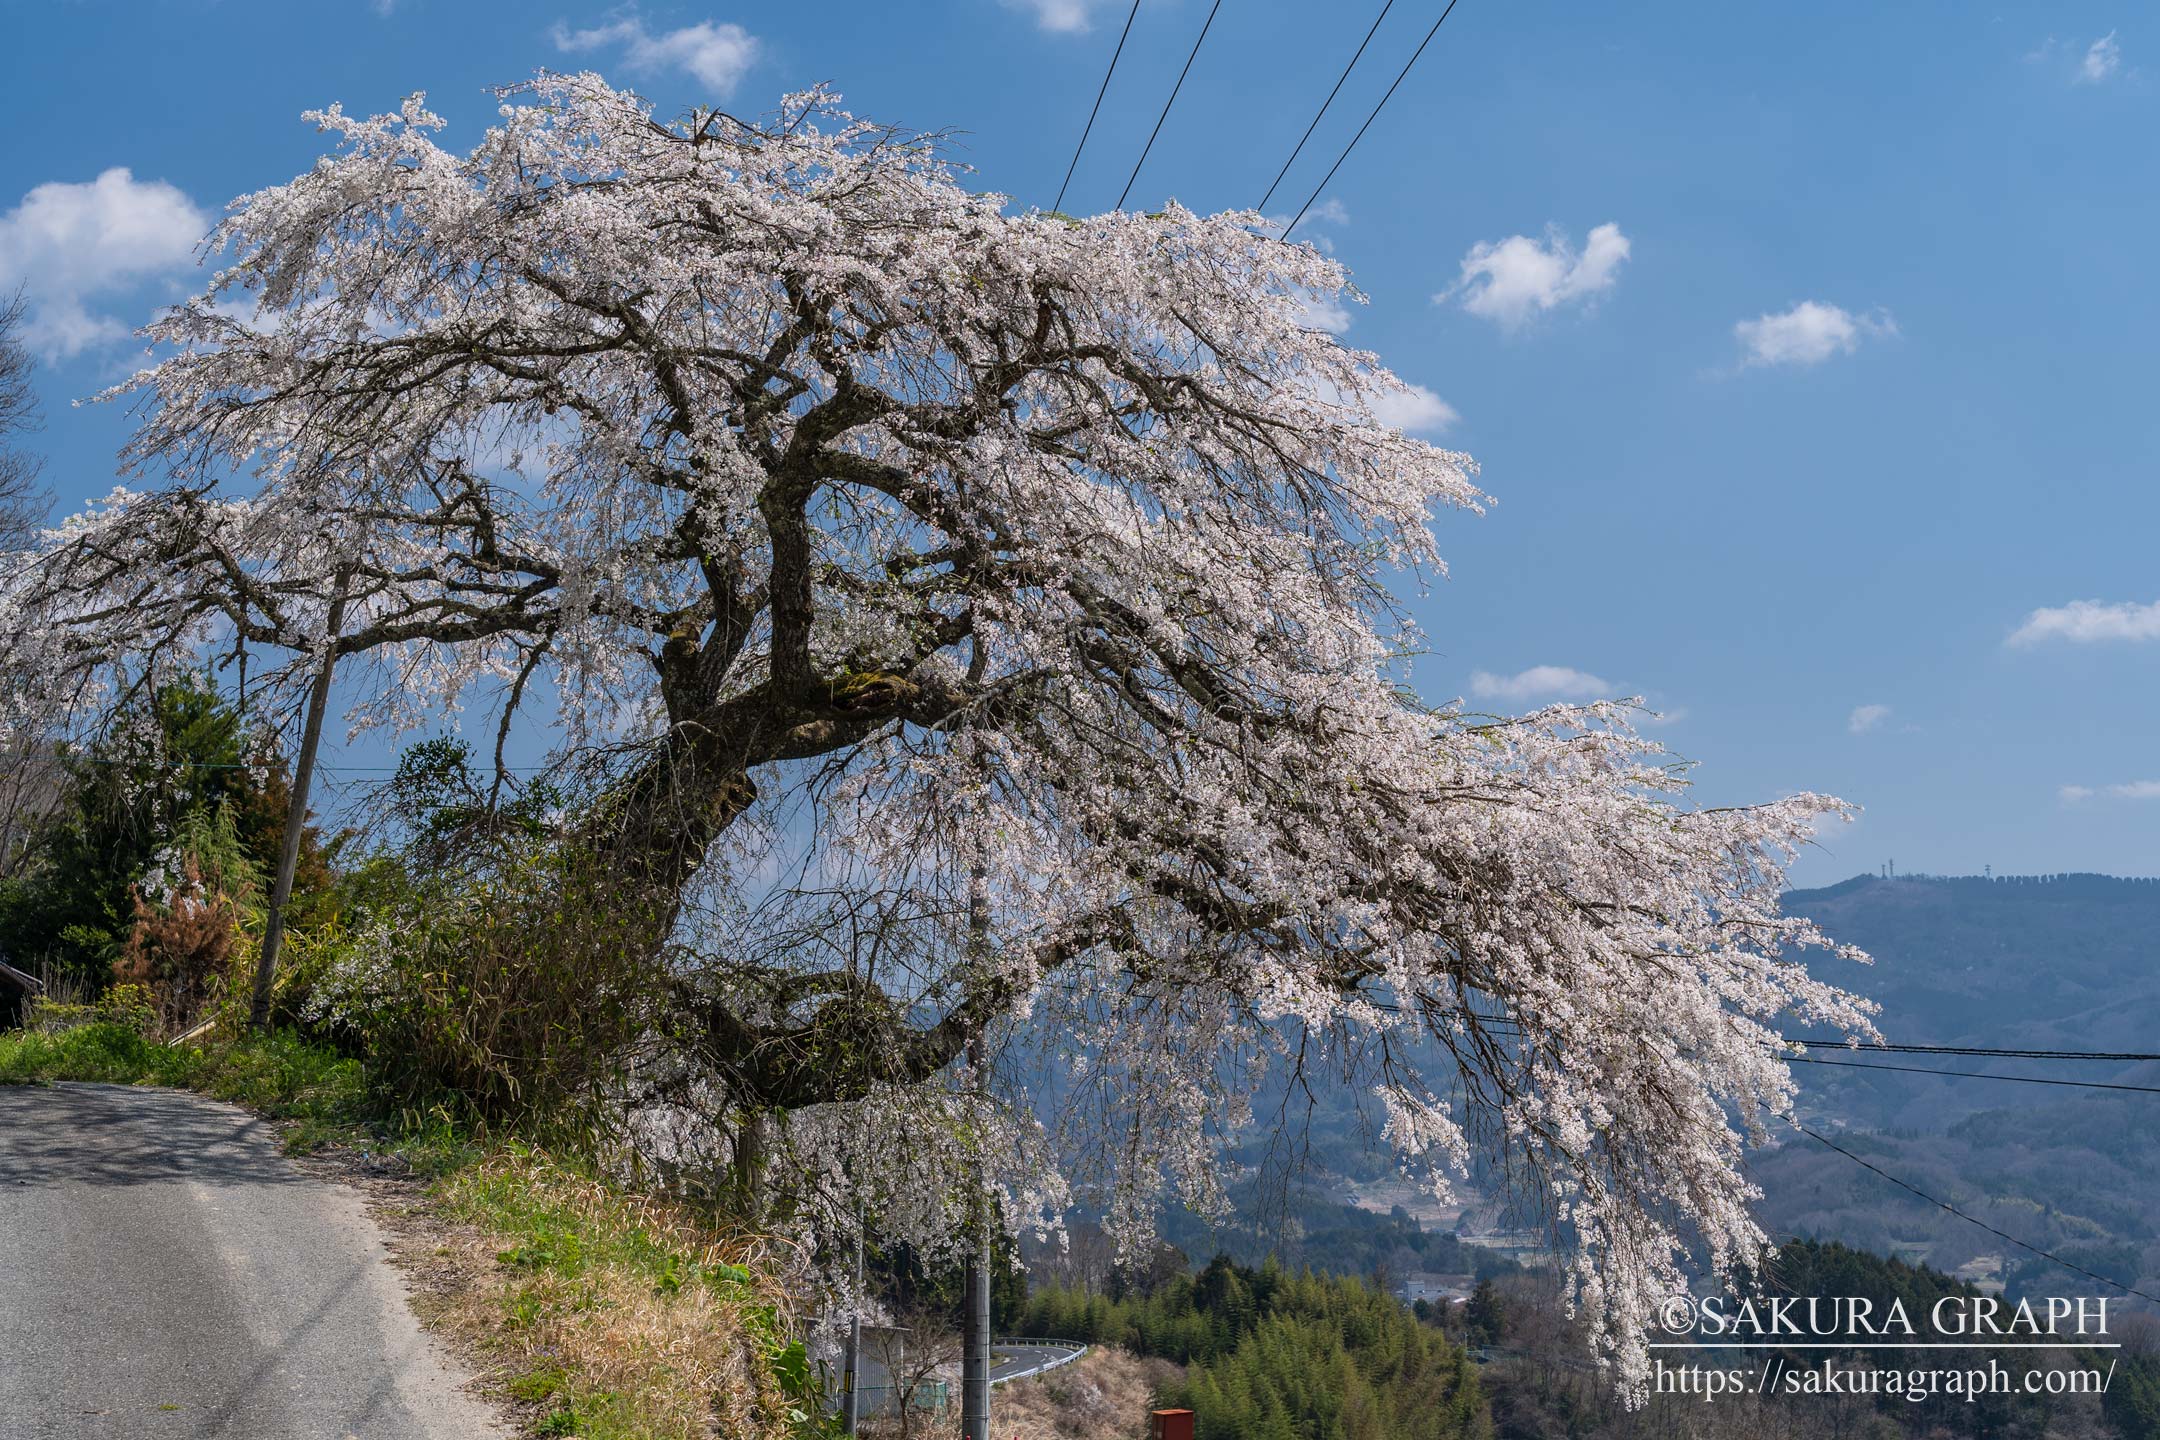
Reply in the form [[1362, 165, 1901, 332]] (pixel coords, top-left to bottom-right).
[[1149, 1409, 1196, 1440]]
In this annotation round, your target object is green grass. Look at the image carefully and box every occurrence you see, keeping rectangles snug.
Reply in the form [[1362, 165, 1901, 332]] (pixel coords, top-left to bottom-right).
[[508, 1365, 570, 1402], [444, 1142, 758, 1294]]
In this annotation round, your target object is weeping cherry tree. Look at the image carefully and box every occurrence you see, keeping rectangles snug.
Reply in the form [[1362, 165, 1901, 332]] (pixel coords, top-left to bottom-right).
[[0, 76, 1877, 1394]]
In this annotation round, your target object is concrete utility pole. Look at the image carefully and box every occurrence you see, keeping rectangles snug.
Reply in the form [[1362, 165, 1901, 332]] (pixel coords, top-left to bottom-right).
[[960, 866, 993, 1440], [248, 573, 349, 1031], [961, 1030, 992, 1440], [961, 1154, 993, 1437], [842, 1208, 864, 1434]]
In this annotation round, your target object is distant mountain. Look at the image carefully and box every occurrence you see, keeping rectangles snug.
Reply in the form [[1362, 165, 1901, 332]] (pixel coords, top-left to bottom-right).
[[1755, 872, 2160, 1305], [1781, 873, 2160, 1129]]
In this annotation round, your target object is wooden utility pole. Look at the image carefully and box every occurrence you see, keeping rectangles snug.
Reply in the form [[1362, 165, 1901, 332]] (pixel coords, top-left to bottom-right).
[[247, 574, 349, 1031]]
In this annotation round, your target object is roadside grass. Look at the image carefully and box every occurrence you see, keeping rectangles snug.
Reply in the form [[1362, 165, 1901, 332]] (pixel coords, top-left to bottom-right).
[[428, 1143, 822, 1440], [0, 1021, 826, 1440]]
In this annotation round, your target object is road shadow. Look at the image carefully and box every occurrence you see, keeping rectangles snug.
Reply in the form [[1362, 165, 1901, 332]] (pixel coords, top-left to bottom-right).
[[0, 1082, 310, 1190]]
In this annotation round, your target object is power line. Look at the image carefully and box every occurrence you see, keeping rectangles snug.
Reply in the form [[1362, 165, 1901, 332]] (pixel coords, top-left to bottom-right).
[[1466, 1023, 2160, 1069], [1392, 1011, 2160, 1067], [1796, 1123, 2160, 1304], [1116, 0, 1224, 213], [1051, 988, 2160, 1067], [1786, 1040, 2160, 1062], [1282, 0, 1463, 240], [1052, 0, 1144, 215], [1785, 1054, 2160, 1096], [1256, 0, 1396, 213], [1048, 984, 2159, 1069], [1414, 1019, 2160, 1070]]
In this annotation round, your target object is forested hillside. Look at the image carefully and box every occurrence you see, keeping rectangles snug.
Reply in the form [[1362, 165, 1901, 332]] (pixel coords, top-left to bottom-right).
[[1018, 1258, 1492, 1440]]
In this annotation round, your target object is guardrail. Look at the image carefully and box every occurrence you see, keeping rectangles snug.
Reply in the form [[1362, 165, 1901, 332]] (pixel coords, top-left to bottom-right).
[[991, 1338, 1090, 1385]]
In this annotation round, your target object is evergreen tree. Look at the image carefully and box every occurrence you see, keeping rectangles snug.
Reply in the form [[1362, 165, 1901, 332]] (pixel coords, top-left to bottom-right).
[[1020, 1257, 1492, 1439], [1464, 1279, 1505, 1349], [0, 678, 331, 992]]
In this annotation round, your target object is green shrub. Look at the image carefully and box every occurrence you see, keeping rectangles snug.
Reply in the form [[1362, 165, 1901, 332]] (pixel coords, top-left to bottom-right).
[[23, 998, 96, 1035], [1026, 1261, 1492, 1440], [295, 850, 671, 1147], [0, 1021, 181, 1084]]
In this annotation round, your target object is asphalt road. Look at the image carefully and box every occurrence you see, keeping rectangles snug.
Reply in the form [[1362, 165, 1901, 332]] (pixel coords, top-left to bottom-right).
[[0, 1083, 507, 1440], [989, 1344, 1085, 1382]]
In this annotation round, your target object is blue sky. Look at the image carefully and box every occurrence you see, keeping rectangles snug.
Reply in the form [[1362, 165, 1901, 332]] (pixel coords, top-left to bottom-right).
[[1, 0, 2152, 886]]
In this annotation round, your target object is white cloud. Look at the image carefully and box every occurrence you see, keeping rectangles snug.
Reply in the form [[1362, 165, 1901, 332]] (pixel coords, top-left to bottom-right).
[[2079, 30, 2123, 84], [1440, 222, 1630, 329], [1296, 297, 1354, 334], [1734, 300, 1895, 369], [1848, 703, 1891, 735], [2029, 32, 2133, 84], [1000, 0, 1104, 31], [1469, 665, 1613, 703], [2009, 598, 2160, 646], [0, 168, 208, 360], [552, 17, 760, 96], [1301, 198, 1350, 229], [1368, 381, 1458, 433], [2061, 780, 2160, 803], [1264, 197, 1349, 253], [1306, 370, 1457, 432]]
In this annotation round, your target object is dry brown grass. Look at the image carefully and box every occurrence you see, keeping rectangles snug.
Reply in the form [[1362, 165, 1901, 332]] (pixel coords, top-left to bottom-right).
[[339, 1144, 804, 1440], [987, 1347, 1183, 1440], [851, 1347, 1177, 1440]]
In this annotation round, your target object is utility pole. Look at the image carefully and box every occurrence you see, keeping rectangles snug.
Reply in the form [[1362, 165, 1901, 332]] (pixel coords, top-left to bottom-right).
[[961, 1029, 992, 1440], [842, 1205, 864, 1434], [960, 866, 993, 1440], [248, 571, 349, 1031]]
